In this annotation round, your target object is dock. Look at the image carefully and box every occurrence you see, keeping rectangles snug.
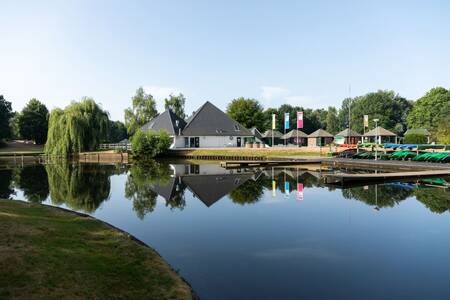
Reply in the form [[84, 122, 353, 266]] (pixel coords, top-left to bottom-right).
[[323, 169, 450, 185], [220, 159, 322, 169]]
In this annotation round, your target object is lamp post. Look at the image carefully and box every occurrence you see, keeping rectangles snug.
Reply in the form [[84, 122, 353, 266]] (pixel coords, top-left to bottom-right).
[[373, 118, 379, 161]]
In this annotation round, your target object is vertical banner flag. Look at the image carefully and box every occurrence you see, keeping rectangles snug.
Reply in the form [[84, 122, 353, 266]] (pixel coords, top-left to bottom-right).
[[363, 115, 369, 128], [296, 183, 304, 200], [285, 181, 290, 196], [272, 114, 276, 129], [284, 113, 290, 130], [297, 111, 303, 129], [272, 180, 276, 197]]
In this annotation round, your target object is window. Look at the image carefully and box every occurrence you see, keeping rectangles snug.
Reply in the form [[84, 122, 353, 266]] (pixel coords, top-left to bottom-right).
[[184, 137, 189, 147], [234, 125, 240, 131]]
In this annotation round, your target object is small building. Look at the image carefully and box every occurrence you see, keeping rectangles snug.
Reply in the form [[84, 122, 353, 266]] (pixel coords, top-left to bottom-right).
[[335, 129, 362, 145], [249, 127, 264, 144], [282, 129, 308, 146], [307, 129, 334, 147], [261, 129, 284, 146], [404, 128, 431, 143], [363, 126, 397, 144], [141, 101, 253, 148]]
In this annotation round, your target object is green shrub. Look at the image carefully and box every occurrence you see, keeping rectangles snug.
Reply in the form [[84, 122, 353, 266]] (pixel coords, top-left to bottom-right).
[[404, 133, 428, 144], [131, 129, 171, 158]]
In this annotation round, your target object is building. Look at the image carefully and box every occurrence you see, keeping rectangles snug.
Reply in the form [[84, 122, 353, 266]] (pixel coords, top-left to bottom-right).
[[363, 126, 397, 144], [249, 127, 264, 144], [141, 101, 253, 148], [404, 128, 431, 143], [335, 129, 362, 145], [261, 129, 284, 146], [307, 129, 334, 147], [282, 129, 308, 146]]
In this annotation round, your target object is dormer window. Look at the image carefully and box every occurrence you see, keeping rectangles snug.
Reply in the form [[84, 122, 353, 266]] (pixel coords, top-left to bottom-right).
[[234, 125, 240, 131]]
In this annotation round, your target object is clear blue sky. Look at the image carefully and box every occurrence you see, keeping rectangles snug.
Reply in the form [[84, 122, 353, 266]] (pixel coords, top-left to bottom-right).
[[1, 0, 450, 121]]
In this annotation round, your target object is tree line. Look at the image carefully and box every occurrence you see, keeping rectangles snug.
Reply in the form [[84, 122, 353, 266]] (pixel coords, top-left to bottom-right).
[[0, 86, 448, 154]]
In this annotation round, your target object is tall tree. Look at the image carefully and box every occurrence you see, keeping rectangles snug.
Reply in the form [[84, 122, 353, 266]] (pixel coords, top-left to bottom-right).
[[124, 87, 158, 136], [164, 93, 186, 119], [45, 98, 109, 156], [226, 97, 265, 130], [18, 99, 49, 144], [325, 107, 339, 134], [339, 90, 411, 135], [107, 120, 128, 143], [0, 95, 13, 141], [407, 87, 450, 137]]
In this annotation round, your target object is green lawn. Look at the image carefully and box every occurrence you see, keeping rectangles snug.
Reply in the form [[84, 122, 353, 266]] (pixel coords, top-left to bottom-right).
[[0, 200, 194, 300], [0, 142, 44, 156]]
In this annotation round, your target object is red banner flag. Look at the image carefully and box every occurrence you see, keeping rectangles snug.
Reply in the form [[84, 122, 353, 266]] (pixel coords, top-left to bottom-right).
[[296, 183, 304, 201], [297, 111, 303, 129]]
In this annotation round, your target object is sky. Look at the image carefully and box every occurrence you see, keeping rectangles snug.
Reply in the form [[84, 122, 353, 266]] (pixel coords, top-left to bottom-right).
[[1, 0, 450, 121]]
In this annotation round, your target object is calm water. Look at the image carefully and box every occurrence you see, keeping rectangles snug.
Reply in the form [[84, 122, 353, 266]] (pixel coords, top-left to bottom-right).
[[2, 161, 450, 300]]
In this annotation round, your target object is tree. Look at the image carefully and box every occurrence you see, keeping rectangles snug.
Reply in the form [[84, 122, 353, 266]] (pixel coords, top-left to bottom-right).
[[325, 107, 339, 134], [164, 93, 186, 119], [226, 97, 265, 131], [407, 87, 450, 138], [9, 112, 21, 140], [131, 129, 171, 158], [124, 87, 158, 136], [18, 99, 49, 144], [107, 120, 128, 143], [435, 119, 450, 144], [262, 105, 323, 134], [0, 95, 13, 141], [339, 90, 411, 135], [45, 98, 109, 156]]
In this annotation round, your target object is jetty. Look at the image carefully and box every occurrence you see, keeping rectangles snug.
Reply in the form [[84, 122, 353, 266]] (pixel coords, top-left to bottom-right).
[[220, 159, 322, 169]]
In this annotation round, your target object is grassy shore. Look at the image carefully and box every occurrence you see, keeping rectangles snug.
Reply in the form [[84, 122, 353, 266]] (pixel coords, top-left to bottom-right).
[[169, 147, 333, 158], [0, 142, 44, 156], [0, 200, 194, 300]]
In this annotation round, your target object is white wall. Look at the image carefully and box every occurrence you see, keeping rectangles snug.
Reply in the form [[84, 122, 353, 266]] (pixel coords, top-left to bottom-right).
[[173, 136, 252, 148]]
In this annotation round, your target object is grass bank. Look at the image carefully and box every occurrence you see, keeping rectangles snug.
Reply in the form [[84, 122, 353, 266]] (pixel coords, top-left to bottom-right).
[[0, 200, 194, 300], [169, 147, 333, 158], [0, 142, 44, 156]]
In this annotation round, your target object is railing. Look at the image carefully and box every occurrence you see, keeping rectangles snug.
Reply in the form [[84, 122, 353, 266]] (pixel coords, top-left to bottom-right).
[[99, 143, 132, 151]]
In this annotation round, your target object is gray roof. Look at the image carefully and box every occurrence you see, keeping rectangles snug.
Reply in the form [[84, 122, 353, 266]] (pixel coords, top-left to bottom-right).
[[182, 102, 252, 136], [336, 128, 362, 137], [363, 126, 396, 137], [282, 129, 308, 139], [182, 174, 253, 207], [404, 128, 431, 136], [250, 127, 263, 140], [261, 129, 283, 138], [141, 109, 186, 135], [308, 129, 334, 138]]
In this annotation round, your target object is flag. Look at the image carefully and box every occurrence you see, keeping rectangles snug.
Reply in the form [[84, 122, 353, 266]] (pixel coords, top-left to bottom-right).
[[284, 113, 290, 129], [272, 114, 276, 129], [363, 115, 369, 128], [272, 180, 276, 197], [296, 183, 304, 200], [285, 181, 290, 195], [297, 111, 303, 129]]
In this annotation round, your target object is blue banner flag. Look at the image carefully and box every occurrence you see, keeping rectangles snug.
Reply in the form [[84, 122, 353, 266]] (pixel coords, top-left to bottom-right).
[[284, 113, 290, 129]]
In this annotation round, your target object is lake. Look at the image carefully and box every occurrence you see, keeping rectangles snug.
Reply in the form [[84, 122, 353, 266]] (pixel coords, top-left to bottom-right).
[[2, 161, 450, 299]]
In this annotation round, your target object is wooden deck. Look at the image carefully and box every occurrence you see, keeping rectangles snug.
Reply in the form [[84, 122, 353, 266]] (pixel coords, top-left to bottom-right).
[[323, 169, 450, 185], [220, 159, 322, 169]]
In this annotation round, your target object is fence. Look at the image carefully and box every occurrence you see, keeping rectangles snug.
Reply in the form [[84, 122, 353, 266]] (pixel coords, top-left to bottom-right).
[[99, 143, 132, 151]]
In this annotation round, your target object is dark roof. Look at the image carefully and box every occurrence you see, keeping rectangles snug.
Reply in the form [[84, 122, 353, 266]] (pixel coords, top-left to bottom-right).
[[336, 128, 362, 137], [282, 129, 308, 139], [182, 102, 252, 136], [261, 129, 283, 138], [141, 109, 186, 135], [364, 126, 396, 137], [148, 177, 180, 202], [182, 174, 253, 207], [405, 128, 431, 136], [250, 128, 263, 140], [308, 129, 334, 138]]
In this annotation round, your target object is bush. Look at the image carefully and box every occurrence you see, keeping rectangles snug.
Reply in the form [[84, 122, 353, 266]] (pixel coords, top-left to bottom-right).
[[131, 129, 171, 158], [404, 133, 428, 144]]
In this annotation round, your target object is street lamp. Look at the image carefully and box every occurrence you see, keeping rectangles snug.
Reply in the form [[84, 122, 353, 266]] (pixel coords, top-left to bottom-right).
[[373, 118, 379, 161]]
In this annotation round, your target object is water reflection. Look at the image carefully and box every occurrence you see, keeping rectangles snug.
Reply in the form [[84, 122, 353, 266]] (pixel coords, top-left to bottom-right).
[[0, 169, 14, 199], [13, 166, 49, 203]]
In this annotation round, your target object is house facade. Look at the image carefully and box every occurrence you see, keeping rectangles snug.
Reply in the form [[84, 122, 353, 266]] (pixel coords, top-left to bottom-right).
[[141, 101, 253, 149]]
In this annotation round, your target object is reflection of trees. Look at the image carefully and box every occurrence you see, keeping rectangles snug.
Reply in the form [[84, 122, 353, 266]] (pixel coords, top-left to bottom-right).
[[0, 169, 14, 199], [342, 185, 413, 208], [14, 166, 49, 203], [414, 188, 450, 214], [125, 160, 183, 219], [46, 163, 115, 213], [229, 179, 264, 205]]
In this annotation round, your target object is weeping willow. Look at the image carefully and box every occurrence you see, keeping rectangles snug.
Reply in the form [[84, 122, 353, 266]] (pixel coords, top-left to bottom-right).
[[45, 98, 109, 156]]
